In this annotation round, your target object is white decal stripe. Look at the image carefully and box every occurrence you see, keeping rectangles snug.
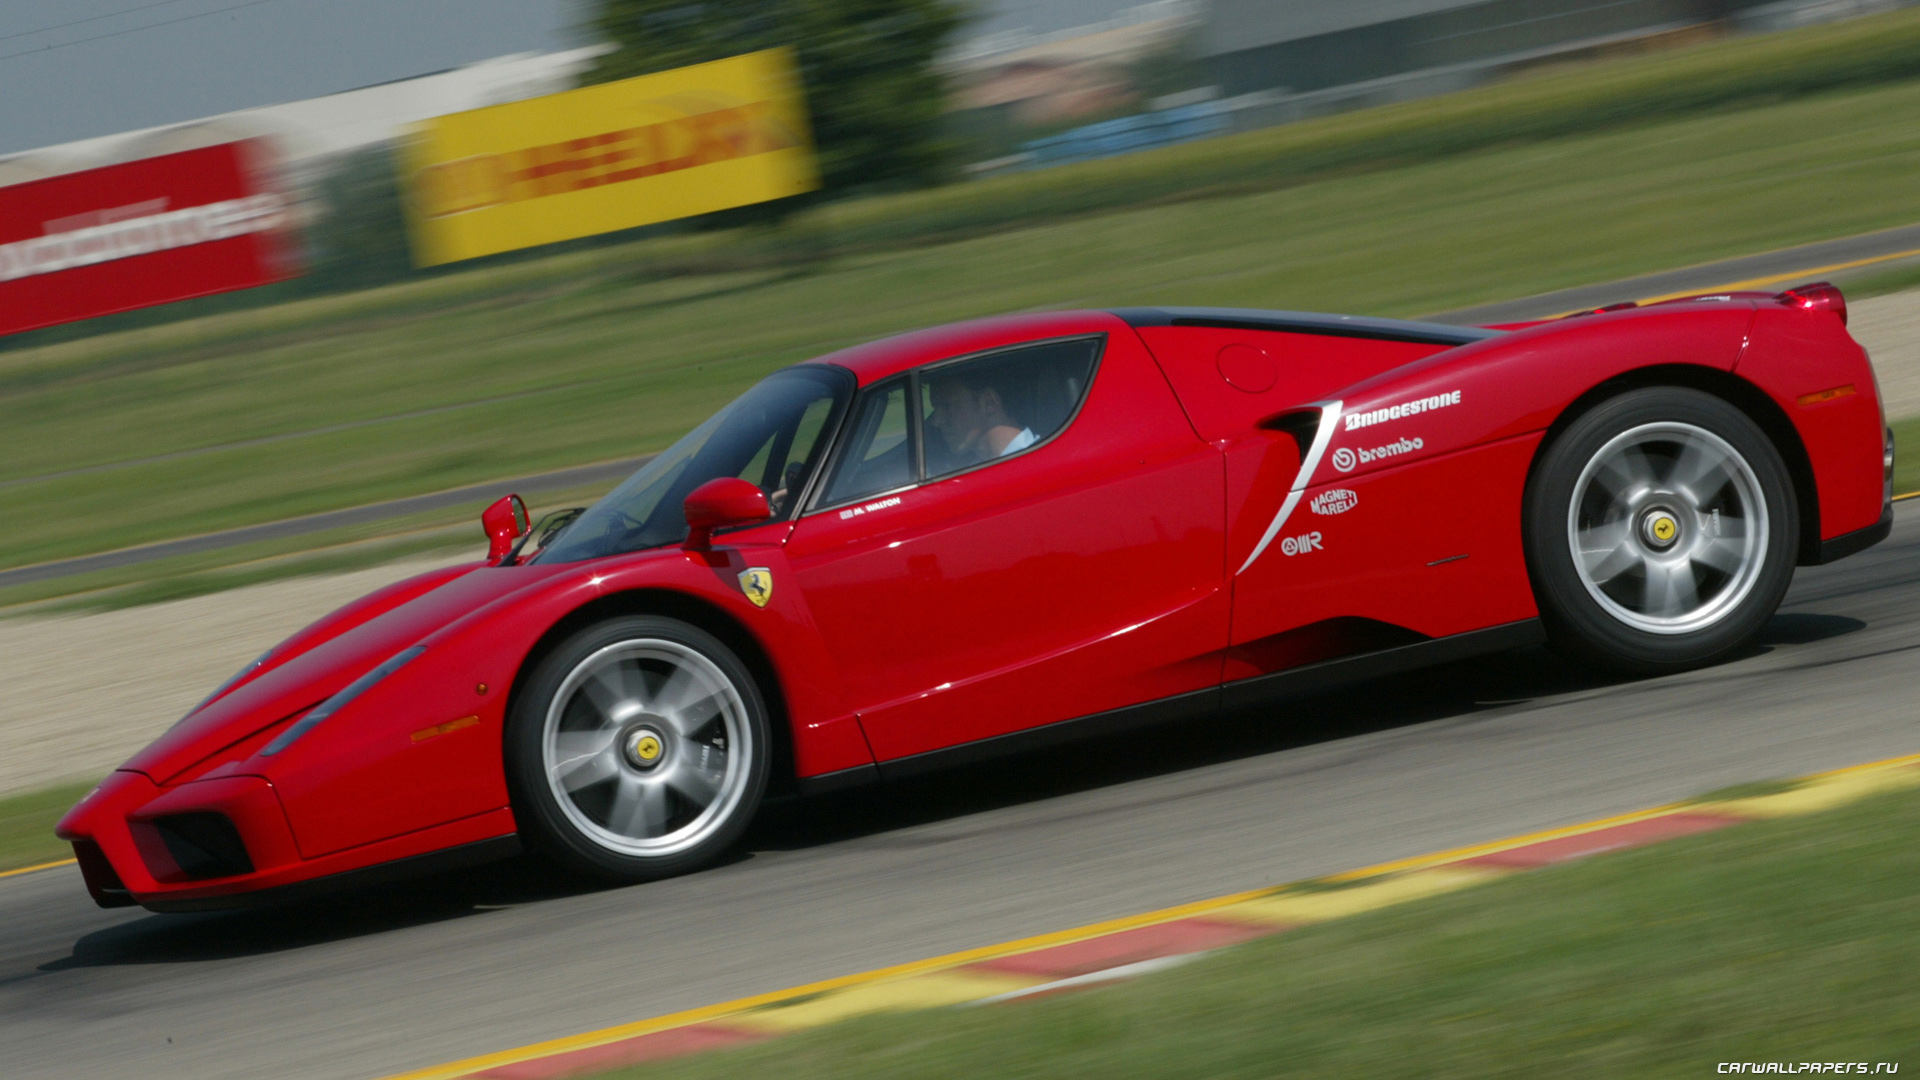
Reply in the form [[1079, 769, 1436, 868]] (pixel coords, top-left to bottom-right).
[[1238, 399, 1342, 575]]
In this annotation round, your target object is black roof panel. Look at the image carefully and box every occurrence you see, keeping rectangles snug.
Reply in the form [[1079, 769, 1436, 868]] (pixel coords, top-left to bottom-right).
[[1110, 307, 1501, 348]]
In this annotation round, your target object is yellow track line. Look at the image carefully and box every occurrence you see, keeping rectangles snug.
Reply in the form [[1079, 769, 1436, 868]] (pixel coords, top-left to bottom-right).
[[1632, 246, 1920, 305], [1544, 244, 1920, 318], [376, 883, 1285, 1080], [0, 857, 75, 880], [380, 747, 1920, 1080]]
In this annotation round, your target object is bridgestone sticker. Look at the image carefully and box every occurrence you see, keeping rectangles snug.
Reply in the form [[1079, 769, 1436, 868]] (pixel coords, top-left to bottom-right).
[[1310, 489, 1358, 515], [1343, 389, 1460, 432]]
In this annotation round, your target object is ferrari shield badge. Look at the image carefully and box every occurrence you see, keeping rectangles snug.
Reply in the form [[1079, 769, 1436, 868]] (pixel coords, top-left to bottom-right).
[[738, 567, 773, 608]]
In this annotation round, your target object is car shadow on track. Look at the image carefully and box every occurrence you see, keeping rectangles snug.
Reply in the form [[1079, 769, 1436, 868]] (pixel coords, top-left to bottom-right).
[[38, 855, 613, 970], [742, 643, 1646, 853], [41, 609, 1847, 968]]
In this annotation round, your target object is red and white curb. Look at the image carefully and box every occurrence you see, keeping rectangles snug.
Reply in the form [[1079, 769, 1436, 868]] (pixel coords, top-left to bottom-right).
[[374, 749, 1920, 1079]]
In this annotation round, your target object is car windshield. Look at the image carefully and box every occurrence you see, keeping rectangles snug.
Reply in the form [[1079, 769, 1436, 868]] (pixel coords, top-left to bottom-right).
[[537, 366, 853, 563]]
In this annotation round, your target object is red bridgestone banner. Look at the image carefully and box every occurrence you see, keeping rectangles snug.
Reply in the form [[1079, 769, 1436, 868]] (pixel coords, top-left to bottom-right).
[[0, 140, 295, 336]]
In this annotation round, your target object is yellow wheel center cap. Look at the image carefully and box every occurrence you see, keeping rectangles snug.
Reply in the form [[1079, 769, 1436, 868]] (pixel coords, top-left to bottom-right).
[[625, 728, 666, 768], [1644, 512, 1679, 548]]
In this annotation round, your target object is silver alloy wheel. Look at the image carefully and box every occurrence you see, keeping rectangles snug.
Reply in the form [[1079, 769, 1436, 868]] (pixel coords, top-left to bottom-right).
[[1567, 421, 1769, 635], [541, 639, 753, 858]]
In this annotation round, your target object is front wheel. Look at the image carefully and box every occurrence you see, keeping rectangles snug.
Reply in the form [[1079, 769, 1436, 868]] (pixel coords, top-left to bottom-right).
[[506, 615, 770, 882], [1523, 387, 1798, 673]]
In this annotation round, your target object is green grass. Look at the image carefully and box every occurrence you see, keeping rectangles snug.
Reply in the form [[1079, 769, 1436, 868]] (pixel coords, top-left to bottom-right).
[[26, 529, 478, 615], [1848, 261, 1920, 300], [12, 17, 1920, 577], [0, 781, 91, 872], [1893, 416, 1920, 497], [0, 482, 610, 616], [600, 785, 1920, 1080], [802, 7, 1920, 252]]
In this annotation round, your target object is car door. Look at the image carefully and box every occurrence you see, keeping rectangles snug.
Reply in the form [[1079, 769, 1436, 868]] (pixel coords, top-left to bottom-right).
[[784, 327, 1229, 762], [1136, 323, 1537, 682]]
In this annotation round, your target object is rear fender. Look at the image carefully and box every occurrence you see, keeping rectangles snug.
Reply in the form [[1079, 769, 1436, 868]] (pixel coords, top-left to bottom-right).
[[1304, 303, 1758, 489], [1732, 304, 1887, 544]]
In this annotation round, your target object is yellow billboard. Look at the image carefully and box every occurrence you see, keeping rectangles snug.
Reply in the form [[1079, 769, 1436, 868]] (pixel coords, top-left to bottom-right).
[[401, 49, 818, 266]]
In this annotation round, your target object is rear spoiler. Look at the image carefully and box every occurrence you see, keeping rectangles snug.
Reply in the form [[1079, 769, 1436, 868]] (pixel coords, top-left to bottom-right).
[[1556, 281, 1847, 325]]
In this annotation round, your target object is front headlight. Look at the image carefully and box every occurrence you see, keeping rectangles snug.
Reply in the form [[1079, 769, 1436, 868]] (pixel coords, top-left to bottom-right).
[[261, 645, 426, 756]]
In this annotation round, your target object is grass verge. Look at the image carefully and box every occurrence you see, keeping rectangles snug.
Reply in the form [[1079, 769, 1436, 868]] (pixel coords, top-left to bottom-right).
[[805, 7, 1920, 251], [600, 784, 1920, 1079], [0, 484, 608, 614], [1893, 416, 1920, 498], [23, 530, 478, 616], [0, 781, 90, 873], [1849, 261, 1920, 301]]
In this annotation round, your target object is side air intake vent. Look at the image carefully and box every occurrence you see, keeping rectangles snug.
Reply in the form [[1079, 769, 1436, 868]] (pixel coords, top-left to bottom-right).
[[154, 813, 254, 880]]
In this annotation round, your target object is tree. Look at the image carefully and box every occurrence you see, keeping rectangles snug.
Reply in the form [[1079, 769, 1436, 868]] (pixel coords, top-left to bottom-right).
[[304, 143, 416, 293], [586, 0, 967, 198]]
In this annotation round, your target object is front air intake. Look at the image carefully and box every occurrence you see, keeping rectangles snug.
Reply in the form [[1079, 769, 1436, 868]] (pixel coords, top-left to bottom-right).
[[71, 840, 135, 908], [153, 813, 254, 880]]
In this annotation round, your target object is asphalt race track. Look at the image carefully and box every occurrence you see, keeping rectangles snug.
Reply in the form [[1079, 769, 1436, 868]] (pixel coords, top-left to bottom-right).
[[3, 501, 1917, 1080]]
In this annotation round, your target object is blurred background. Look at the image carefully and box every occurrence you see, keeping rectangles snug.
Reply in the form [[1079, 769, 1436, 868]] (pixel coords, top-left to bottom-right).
[[8, 0, 1920, 795], [6, 4, 1920, 1079], [4, 0, 1920, 780]]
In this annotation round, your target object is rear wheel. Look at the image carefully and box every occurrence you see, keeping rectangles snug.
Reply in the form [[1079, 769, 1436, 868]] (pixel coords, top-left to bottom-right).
[[506, 616, 769, 882], [1523, 387, 1797, 672]]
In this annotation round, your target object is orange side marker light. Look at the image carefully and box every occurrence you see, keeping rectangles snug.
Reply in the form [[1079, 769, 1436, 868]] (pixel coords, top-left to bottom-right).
[[411, 716, 480, 743], [1797, 385, 1855, 407]]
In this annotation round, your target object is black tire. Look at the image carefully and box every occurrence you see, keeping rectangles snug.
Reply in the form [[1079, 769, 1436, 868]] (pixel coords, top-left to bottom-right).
[[506, 615, 771, 883], [1523, 386, 1797, 673]]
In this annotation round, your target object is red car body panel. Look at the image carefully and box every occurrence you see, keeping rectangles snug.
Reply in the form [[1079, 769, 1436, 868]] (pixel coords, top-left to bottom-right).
[[786, 321, 1228, 760], [1732, 304, 1887, 541], [57, 293, 1891, 910]]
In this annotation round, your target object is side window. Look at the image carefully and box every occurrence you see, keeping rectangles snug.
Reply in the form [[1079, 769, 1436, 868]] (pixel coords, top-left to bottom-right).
[[737, 393, 835, 517], [819, 378, 915, 506], [920, 337, 1100, 479]]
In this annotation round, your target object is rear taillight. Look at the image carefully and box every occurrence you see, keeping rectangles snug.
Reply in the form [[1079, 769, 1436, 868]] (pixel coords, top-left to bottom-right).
[[1777, 282, 1848, 326]]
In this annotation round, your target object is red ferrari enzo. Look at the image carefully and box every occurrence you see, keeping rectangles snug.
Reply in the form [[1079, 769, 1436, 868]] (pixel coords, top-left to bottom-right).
[[59, 285, 1891, 910]]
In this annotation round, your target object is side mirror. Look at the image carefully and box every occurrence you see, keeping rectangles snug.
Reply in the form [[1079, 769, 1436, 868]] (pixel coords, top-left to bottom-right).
[[683, 477, 770, 551], [482, 494, 530, 565]]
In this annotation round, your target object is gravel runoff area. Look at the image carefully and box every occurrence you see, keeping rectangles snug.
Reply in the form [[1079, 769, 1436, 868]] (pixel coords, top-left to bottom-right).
[[1849, 290, 1920, 420], [0, 290, 1914, 801], [0, 555, 471, 798]]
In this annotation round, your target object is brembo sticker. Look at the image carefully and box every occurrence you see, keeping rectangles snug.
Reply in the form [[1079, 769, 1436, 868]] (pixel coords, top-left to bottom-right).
[[1310, 489, 1357, 515], [1280, 531, 1323, 556], [1332, 437, 1422, 472], [1344, 390, 1460, 431]]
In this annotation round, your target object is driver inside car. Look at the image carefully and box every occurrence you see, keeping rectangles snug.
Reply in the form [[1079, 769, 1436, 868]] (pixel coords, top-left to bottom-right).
[[926, 371, 1036, 469]]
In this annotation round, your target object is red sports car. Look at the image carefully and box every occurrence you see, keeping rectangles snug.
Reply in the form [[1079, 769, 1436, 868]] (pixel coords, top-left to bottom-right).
[[59, 285, 1891, 909]]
